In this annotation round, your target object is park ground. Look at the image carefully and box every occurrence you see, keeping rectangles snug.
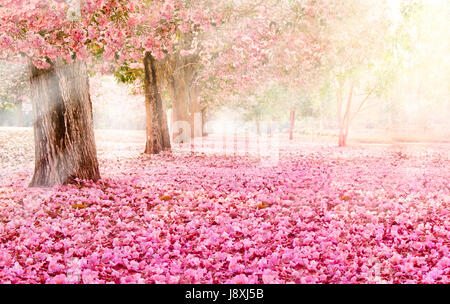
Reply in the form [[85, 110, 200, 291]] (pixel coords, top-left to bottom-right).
[[0, 127, 448, 283]]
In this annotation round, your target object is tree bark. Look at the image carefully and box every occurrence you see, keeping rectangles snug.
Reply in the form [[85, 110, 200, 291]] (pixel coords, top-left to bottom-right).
[[168, 75, 190, 142], [189, 84, 203, 138], [154, 49, 198, 143], [201, 107, 207, 137], [337, 82, 354, 147], [190, 96, 195, 141], [338, 130, 345, 147], [29, 60, 100, 187], [289, 107, 296, 140], [143, 52, 171, 154]]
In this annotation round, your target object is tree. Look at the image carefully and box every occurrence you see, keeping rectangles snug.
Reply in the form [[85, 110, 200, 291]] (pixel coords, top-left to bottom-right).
[[29, 59, 100, 186], [261, 0, 331, 140], [194, 2, 279, 120], [1, 0, 190, 178], [321, 0, 393, 146], [0, 0, 179, 182], [196, 0, 329, 142], [154, 1, 275, 141], [112, 1, 275, 145], [143, 52, 171, 154], [112, 0, 210, 149], [0, 1, 106, 186]]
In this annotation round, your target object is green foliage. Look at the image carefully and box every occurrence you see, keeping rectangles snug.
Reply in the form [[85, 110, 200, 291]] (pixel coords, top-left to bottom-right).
[[234, 83, 317, 123], [114, 65, 144, 84]]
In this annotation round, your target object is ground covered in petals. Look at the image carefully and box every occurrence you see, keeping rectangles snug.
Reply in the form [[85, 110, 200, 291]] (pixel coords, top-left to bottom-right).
[[0, 128, 449, 284]]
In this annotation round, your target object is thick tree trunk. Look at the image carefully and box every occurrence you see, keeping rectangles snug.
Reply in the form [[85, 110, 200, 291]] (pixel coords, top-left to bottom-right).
[[29, 60, 100, 187], [188, 84, 203, 139], [143, 52, 171, 154], [289, 107, 296, 140], [168, 75, 190, 142]]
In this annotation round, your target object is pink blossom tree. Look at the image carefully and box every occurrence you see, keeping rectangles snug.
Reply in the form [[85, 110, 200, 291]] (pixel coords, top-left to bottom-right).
[[0, 0, 108, 186], [0, 0, 177, 184], [197, 0, 329, 139]]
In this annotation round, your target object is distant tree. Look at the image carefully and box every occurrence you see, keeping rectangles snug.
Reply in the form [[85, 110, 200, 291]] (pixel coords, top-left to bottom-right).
[[321, 0, 394, 146]]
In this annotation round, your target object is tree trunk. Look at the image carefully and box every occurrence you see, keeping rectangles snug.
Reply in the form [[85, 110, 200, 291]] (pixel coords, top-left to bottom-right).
[[337, 82, 354, 147], [201, 107, 207, 137], [29, 60, 100, 187], [144, 52, 171, 154], [190, 98, 195, 141], [168, 75, 190, 142], [188, 84, 203, 139], [289, 107, 296, 140], [338, 129, 347, 147]]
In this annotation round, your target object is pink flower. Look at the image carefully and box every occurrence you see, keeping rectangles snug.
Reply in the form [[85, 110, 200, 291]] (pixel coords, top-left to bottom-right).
[[82, 270, 99, 284], [227, 274, 251, 284], [47, 274, 67, 284], [262, 269, 278, 284], [48, 259, 64, 274]]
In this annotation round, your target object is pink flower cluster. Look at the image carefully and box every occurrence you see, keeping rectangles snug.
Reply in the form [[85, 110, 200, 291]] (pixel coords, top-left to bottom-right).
[[0, 132, 449, 284]]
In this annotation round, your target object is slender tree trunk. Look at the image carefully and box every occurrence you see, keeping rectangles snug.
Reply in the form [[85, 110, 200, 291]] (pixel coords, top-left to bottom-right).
[[190, 98, 195, 141], [338, 111, 347, 146], [289, 107, 296, 140], [338, 123, 348, 147], [143, 52, 171, 154], [201, 107, 207, 137], [256, 119, 261, 136], [29, 60, 100, 187], [338, 82, 354, 147]]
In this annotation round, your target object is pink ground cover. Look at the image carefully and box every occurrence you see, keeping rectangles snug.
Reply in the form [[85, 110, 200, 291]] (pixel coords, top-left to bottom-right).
[[0, 130, 449, 284]]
